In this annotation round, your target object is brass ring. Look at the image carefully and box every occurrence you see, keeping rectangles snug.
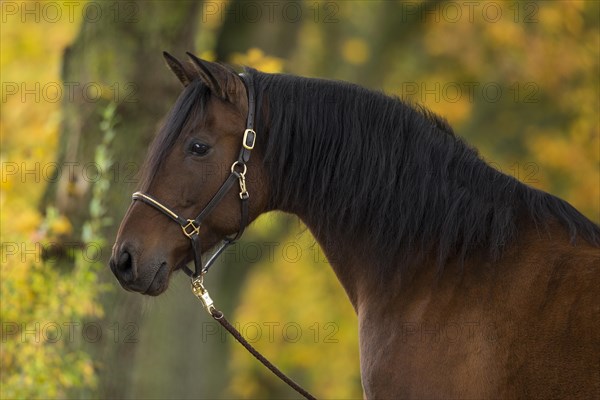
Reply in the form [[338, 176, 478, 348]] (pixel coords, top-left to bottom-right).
[[230, 161, 247, 176]]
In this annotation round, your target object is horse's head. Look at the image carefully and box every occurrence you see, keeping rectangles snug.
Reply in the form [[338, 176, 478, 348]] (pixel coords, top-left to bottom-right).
[[109, 52, 269, 295]]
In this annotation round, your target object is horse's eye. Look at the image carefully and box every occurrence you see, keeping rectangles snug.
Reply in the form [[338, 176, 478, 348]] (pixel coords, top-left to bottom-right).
[[189, 142, 210, 156]]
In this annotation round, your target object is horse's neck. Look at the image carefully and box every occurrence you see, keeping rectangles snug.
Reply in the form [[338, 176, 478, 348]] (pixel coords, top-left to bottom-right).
[[299, 223, 404, 312], [304, 216, 527, 316], [311, 210, 596, 317], [303, 222, 460, 316]]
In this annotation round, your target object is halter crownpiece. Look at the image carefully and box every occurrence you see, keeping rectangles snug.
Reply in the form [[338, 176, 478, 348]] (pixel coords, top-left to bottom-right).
[[131, 72, 256, 278]]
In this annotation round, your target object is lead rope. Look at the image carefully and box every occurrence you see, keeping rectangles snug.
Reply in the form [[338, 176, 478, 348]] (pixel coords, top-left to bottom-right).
[[191, 276, 318, 400]]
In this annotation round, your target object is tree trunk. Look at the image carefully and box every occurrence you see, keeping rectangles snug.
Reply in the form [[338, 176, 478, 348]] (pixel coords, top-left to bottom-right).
[[42, 1, 214, 398]]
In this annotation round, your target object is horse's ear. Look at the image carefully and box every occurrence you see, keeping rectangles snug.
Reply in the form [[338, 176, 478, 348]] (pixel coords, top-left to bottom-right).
[[163, 51, 194, 87], [185, 52, 246, 106]]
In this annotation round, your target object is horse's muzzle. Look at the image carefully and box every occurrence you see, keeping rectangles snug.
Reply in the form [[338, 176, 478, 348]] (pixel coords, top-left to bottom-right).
[[109, 244, 167, 295]]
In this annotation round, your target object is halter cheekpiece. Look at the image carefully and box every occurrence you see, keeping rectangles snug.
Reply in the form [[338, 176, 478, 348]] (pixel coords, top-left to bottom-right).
[[131, 72, 257, 279]]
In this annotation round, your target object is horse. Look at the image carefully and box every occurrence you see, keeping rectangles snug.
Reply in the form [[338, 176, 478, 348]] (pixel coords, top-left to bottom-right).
[[109, 52, 600, 399]]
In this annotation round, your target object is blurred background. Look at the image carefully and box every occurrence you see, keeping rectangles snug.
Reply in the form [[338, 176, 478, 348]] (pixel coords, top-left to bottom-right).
[[1, 0, 598, 398]]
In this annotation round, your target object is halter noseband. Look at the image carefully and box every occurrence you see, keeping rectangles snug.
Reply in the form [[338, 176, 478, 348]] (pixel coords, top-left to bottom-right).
[[131, 73, 257, 279]]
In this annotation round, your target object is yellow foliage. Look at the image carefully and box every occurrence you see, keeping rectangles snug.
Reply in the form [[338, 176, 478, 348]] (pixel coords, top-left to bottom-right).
[[13, 208, 43, 236], [49, 215, 73, 237], [230, 48, 284, 73], [342, 38, 370, 65], [199, 50, 216, 62], [1, 2, 106, 397], [411, 0, 599, 221], [228, 220, 362, 398]]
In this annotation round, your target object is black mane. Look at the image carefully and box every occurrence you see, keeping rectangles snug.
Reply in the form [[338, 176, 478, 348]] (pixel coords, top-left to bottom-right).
[[143, 67, 599, 278], [247, 69, 600, 275]]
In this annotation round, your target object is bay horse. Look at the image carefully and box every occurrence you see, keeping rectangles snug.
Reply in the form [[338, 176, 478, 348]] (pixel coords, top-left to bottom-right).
[[110, 52, 600, 398]]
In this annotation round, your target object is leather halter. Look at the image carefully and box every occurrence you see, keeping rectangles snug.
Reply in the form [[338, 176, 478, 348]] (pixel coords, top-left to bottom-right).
[[128, 72, 317, 400], [131, 73, 257, 279]]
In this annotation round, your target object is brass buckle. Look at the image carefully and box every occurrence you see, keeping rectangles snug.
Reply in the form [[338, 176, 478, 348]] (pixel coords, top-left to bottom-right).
[[243, 129, 256, 150], [181, 219, 200, 238]]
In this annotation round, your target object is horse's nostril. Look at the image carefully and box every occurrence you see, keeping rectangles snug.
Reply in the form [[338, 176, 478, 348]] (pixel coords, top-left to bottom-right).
[[114, 248, 136, 282], [118, 250, 131, 271]]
